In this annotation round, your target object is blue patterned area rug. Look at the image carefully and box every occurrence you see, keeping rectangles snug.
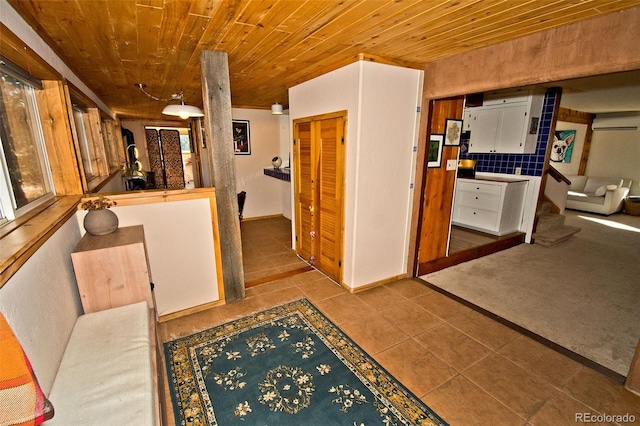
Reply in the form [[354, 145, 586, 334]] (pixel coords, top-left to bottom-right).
[[164, 298, 448, 425]]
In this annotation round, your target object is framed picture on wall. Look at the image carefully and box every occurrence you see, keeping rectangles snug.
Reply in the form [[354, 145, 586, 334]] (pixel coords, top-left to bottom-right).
[[444, 118, 463, 146], [428, 134, 444, 168], [232, 119, 251, 155]]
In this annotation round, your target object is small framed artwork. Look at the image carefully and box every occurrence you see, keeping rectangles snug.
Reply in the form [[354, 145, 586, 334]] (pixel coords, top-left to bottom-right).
[[428, 134, 443, 168], [444, 118, 463, 146], [232, 119, 251, 155]]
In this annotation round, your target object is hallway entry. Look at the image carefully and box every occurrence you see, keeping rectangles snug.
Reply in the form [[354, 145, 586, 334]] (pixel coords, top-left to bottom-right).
[[293, 112, 346, 284]]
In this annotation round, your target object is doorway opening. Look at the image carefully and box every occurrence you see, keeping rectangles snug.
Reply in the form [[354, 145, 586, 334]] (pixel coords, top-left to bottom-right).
[[145, 126, 196, 189]]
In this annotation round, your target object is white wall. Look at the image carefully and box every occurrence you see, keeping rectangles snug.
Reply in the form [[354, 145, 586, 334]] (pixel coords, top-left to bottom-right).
[[586, 128, 640, 196], [77, 198, 219, 316], [0, 218, 83, 395], [232, 108, 288, 219], [289, 61, 423, 289]]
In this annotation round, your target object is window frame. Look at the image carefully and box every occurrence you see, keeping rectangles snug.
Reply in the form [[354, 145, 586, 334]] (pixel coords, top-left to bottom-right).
[[0, 71, 55, 221]]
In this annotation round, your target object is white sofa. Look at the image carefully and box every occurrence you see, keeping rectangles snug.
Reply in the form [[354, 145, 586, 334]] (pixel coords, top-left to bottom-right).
[[46, 302, 158, 425], [566, 175, 632, 215]]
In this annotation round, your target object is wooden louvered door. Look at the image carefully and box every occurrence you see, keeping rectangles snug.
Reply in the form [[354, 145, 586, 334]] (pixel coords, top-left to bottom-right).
[[293, 112, 345, 284], [294, 121, 314, 262]]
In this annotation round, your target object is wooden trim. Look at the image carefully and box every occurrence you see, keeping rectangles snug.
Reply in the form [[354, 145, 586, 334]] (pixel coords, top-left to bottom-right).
[[557, 107, 595, 125], [292, 110, 348, 126], [242, 213, 285, 222], [0, 195, 82, 288], [158, 299, 226, 323], [547, 165, 571, 185], [417, 233, 525, 276], [339, 274, 407, 294], [89, 169, 123, 194], [36, 80, 83, 195], [0, 23, 61, 81]]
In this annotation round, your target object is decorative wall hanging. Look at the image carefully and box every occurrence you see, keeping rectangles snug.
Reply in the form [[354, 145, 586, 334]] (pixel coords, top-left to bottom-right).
[[550, 130, 576, 163], [428, 134, 444, 168], [233, 120, 251, 155], [444, 119, 463, 146]]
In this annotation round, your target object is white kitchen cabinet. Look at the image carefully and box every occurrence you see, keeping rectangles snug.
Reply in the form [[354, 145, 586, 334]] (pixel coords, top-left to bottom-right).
[[464, 88, 544, 154], [452, 178, 527, 235]]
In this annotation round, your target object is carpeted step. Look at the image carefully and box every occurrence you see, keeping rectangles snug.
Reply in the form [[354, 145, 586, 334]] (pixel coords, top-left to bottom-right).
[[536, 212, 566, 232], [533, 225, 581, 246], [538, 201, 553, 216]]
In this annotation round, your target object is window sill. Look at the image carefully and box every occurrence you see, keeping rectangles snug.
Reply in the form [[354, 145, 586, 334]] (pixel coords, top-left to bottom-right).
[[0, 195, 81, 289]]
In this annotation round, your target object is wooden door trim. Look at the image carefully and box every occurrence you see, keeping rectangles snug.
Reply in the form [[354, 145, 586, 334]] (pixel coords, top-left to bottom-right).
[[292, 110, 348, 126]]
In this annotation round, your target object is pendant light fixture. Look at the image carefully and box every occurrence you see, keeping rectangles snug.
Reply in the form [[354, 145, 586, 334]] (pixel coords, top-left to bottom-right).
[[135, 83, 204, 119], [271, 102, 284, 115]]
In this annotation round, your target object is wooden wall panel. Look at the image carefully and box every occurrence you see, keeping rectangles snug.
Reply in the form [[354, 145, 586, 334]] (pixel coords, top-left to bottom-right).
[[36, 80, 83, 195], [416, 97, 464, 265]]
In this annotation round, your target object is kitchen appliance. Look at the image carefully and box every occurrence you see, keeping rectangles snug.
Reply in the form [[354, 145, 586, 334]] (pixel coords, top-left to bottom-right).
[[457, 159, 477, 178]]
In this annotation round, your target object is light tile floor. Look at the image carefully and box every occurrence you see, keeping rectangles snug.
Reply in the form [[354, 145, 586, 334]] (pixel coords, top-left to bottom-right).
[[159, 217, 640, 425]]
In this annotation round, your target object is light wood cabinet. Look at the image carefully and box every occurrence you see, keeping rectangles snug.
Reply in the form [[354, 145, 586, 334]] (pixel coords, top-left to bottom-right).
[[452, 178, 527, 236], [71, 225, 154, 314], [464, 88, 544, 154]]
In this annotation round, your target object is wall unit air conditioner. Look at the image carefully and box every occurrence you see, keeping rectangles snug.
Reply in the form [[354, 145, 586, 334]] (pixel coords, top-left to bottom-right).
[[591, 112, 640, 130]]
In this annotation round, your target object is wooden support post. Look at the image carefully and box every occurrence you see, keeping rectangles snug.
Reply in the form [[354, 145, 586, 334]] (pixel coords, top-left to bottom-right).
[[200, 50, 245, 302]]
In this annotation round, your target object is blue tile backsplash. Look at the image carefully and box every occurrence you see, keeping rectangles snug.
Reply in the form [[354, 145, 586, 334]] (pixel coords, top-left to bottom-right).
[[459, 88, 559, 176]]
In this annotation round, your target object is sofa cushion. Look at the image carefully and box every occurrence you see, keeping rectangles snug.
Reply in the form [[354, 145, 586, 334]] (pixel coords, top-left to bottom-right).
[[568, 175, 587, 192], [594, 186, 607, 196], [584, 177, 622, 193], [567, 193, 606, 205], [48, 302, 155, 425]]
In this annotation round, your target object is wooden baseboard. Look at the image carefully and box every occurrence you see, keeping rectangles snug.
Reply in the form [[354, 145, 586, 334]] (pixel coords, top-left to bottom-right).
[[418, 233, 525, 275], [242, 213, 286, 222], [340, 274, 408, 294], [158, 299, 226, 323]]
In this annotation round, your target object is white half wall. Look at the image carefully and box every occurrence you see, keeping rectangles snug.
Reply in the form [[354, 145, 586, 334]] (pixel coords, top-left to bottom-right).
[[77, 198, 219, 316], [289, 61, 423, 289], [0, 217, 83, 395]]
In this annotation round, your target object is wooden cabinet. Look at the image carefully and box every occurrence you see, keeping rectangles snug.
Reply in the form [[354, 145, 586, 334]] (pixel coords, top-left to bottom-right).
[[452, 178, 527, 236], [71, 225, 154, 314], [464, 88, 544, 154]]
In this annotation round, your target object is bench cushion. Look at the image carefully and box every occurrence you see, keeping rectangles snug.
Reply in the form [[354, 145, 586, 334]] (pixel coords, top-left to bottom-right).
[[47, 302, 155, 425]]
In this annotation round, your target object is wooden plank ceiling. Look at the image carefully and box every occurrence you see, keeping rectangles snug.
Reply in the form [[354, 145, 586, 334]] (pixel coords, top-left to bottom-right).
[[6, 0, 640, 120]]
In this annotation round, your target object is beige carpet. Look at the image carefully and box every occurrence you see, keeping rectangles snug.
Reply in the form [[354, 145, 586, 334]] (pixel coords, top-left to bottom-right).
[[421, 209, 640, 377]]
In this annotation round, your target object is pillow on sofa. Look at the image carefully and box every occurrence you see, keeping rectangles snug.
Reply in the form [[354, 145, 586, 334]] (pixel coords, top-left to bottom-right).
[[0, 312, 54, 424], [584, 178, 622, 194], [595, 186, 607, 196]]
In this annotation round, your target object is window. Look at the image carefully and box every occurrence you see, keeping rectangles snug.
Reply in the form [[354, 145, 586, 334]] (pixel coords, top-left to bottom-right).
[[73, 107, 95, 179], [0, 71, 53, 221]]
